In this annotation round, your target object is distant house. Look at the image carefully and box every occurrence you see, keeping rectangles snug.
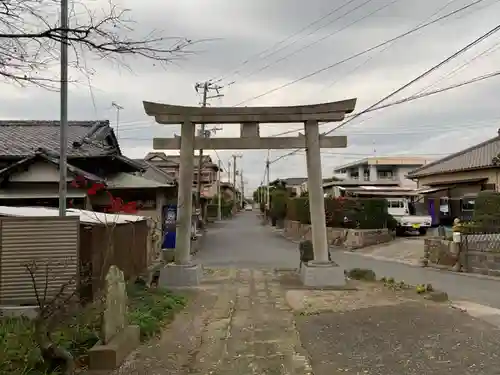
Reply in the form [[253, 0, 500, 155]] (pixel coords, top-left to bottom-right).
[[333, 156, 432, 188], [407, 131, 500, 223], [322, 178, 403, 197], [143, 152, 220, 198], [270, 177, 308, 197]]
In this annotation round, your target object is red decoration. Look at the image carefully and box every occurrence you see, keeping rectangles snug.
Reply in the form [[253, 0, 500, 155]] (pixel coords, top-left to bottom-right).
[[70, 176, 139, 215]]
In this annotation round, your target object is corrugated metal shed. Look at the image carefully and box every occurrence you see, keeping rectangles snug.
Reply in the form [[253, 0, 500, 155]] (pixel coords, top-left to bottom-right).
[[0, 216, 79, 305]]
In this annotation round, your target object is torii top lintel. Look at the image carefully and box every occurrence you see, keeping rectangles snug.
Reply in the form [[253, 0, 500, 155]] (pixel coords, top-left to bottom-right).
[[143, 99, 357, 124]]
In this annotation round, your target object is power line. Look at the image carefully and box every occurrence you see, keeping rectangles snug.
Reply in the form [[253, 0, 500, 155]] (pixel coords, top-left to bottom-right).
[[413, 40, 500, 96], [225, 0, 397, 88], [266, 25, 500, 164], [255, 68, 500, 139], [233, 0, 487, 106], [323, 23, 500, 136], [314, 0, 461, 97], [118, 100, 500, 143], [210, 0, 359, 84]]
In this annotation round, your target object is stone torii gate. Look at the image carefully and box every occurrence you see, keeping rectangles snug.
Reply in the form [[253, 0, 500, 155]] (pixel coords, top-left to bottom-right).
[[143, 99, 357, 287]]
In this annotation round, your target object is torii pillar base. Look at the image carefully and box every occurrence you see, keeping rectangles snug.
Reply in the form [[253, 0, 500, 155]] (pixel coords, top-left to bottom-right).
[[300, 261, 346, 288]]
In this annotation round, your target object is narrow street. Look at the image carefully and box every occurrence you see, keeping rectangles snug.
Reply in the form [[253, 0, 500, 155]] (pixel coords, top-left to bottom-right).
[[195, 211, 298, 269], [196, 211, 500, 309], [123, 212, 500, 375]]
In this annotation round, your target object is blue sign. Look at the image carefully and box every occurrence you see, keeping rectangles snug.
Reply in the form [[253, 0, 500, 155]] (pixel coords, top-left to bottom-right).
[[162, 204, 177, 249]]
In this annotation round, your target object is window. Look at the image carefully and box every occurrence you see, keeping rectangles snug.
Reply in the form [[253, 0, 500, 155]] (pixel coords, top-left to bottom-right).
[[388, 200, 404, 208], [462, 199, 475, 211]]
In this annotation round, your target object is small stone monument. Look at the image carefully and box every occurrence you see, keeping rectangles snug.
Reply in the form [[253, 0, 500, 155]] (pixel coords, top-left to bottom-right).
[[102, 265, 127, 344], [88, 265, 140, 370]]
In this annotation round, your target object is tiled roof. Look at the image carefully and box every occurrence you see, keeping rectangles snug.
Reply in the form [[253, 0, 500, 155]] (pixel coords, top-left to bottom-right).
[[407, 135, 500, 178], [144, 152, 218, 169], [0, 152, 104, 182], [0, 120, 118, 158]]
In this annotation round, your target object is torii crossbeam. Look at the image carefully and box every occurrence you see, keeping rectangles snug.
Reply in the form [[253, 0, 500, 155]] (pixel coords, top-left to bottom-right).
[[143, 98, 357, 287]]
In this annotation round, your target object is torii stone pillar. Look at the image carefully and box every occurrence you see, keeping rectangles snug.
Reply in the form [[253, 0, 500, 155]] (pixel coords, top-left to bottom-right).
[[143, 99, 357, 287]]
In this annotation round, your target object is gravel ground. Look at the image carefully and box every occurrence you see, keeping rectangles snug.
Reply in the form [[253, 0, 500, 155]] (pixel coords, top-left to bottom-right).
[[297, 302, 500, 375]]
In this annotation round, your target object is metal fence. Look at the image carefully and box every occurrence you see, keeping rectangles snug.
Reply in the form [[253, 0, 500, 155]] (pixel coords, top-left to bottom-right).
[[0, 216, 79, 305], [461, 222, 500, 275]]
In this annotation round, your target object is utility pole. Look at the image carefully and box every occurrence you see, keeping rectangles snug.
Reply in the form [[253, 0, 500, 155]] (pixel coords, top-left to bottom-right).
[[194, 81, 223, 213], [58, 0, 69, 217], [227, 160, 231, 184], [111, 102, 124, 139], [217, 160, 222, 221], [240, 169, 244, 208], [232, 154, 242, 208], [265, 151, 271, 209]]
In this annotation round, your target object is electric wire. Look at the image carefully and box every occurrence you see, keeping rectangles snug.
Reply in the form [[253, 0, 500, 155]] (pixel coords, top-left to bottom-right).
[[323, 23, 500, 136], [225, 0, 399, 89], [314, 0, 460, 97], [233, 0, 487, 107], [209, 0, 359, 84]]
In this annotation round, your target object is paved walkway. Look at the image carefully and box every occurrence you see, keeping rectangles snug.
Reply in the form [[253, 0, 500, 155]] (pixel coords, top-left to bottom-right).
[[195, 212, 298, 269], [115, 268, 312, 375], [198, 212, 500, 309], [114, 212, 500, 374]]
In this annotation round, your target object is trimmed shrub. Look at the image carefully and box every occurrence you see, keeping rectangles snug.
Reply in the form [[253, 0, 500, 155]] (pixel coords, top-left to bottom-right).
[[286, 197, 391, 229], [473, 191, 500, 226], [347, 268, 376, 281], [206, 204, 218, 218], [287, 197, 310, 224], [270, 189, 288, 220]]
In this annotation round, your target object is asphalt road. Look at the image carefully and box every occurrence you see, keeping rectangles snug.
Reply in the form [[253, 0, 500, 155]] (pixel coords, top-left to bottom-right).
[[195, 211, 500, 308]]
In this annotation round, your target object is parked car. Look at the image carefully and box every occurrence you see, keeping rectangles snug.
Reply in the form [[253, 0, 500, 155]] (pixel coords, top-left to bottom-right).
[[245, 205, 253, 211]]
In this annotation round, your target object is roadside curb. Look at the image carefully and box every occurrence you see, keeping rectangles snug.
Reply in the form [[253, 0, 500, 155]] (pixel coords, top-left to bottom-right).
[[266, 224, 500, 283], [343, 251, 500, 283], [450, 300, 500, 328]]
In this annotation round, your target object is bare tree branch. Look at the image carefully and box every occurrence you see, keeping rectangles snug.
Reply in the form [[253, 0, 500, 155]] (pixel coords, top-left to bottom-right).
[[0, 0, 208, 89]]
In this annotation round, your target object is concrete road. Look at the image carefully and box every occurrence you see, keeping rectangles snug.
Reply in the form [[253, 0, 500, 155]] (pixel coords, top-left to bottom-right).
[[194, 211, 298, 269], [195, 212, 500, 309]]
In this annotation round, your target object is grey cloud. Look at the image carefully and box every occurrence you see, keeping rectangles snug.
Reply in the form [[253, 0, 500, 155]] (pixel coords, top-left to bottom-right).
[[1, 0, 500, 193]]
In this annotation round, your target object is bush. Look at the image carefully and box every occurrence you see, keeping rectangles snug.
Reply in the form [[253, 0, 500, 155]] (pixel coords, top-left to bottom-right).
[[270, 189, 288, 220], [285, 197, 392, 229], [1, 284, 187, 375], [221, 201, 234, 218], [347, 268, 376, 281], [206, 204, 218, 218], [473, 191, 500, 226], [287, 197, 310, 224]]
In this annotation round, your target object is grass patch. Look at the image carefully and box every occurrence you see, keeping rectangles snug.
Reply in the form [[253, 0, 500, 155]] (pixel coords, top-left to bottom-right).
[[127, 284, 187, 340], [0, 284, 187, 375]]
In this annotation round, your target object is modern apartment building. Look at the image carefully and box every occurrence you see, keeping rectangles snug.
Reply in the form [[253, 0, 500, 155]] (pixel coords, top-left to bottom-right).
[[333, 156, 432, 188]]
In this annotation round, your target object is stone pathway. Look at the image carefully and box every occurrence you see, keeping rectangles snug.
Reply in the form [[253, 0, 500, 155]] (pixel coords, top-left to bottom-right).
[[108, 213, 500, 374], [113, 267, 312, 375]]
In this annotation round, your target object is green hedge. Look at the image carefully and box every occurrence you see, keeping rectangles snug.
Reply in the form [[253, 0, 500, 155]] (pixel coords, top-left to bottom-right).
[[270, 189, 288, 220], [473, 191, 500, 225], [286, 197, 393, 229], [206, 201, 234, 219]]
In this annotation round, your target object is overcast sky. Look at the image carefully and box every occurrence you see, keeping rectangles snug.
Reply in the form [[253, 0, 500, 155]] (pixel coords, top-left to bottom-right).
[[2, 0, 500, 195]]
